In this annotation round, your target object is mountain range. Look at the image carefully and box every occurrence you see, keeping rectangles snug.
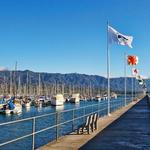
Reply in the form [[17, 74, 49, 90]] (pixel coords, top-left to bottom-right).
[[0, 70, 149, 93]]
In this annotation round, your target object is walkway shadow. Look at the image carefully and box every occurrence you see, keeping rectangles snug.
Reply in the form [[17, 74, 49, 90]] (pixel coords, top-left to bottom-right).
[[79, 96, 150, 150]]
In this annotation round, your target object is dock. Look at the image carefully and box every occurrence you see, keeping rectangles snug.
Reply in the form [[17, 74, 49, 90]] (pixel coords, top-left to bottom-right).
[[39, 96, 149, 150]]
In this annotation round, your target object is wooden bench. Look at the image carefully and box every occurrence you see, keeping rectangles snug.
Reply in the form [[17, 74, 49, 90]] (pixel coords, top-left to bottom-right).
[[77, 113, 98, 134]]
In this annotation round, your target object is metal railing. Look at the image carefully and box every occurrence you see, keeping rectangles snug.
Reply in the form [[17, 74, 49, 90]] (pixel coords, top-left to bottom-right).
[[0, 97, 132, 150]]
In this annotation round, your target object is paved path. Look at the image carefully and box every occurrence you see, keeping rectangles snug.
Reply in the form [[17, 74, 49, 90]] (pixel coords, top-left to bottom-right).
[[80, 96, 150, 150], [39, 97, 142, 150]]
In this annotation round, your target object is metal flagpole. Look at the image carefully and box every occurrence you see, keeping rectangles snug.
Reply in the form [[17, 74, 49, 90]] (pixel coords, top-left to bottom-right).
[[124, 52, 127, 106], [131, 66, 134, 102], [132, 68, 136, 99], [134, 76, 136, 98], [107, 21, 110, 115]]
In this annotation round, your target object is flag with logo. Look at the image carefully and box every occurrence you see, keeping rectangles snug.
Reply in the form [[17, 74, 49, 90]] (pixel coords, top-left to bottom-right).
[[108, 25, 133, 48]]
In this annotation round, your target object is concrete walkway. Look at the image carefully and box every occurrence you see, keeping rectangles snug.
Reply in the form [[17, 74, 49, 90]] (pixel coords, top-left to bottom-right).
[[39, 98, 142, 150], [80, 96, 150, 150]]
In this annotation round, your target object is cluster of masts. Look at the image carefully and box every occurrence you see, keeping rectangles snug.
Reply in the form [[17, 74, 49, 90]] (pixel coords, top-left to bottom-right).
[[0, 71, 117, 100], [0, 68, 118, 114], [0, 71, 107, 96], [0, 92, 117, 115]]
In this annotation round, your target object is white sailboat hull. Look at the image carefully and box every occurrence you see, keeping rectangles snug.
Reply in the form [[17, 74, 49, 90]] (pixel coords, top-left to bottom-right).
[[24, 102, 31, 108], [51, 99, 64, 106], [70, 98, 80, 103], [13, 103, 22, 114], [95, 97, 101, 101]]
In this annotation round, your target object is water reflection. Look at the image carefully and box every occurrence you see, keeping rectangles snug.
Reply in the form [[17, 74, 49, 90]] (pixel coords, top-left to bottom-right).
[[55, 105, 64, 112], [37, 105, 43, 112], [25, 106, 31, 112], [0, 96, 130, 123], [74, 102, 80, 108]]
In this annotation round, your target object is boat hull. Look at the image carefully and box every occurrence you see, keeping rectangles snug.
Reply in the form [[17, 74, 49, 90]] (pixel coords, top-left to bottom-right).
[[69, 98, 80, 103], [51, 100, 64, 106]]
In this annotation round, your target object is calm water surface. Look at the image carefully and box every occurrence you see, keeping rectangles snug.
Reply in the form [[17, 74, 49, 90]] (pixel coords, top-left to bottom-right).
[[0, 96, 132, 150]]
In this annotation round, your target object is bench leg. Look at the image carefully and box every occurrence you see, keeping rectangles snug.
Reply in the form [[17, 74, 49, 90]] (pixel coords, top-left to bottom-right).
[[81, 127, 84, 134], [95, 122, 98, 130], [77, 128, 80, 134], [91, 124, 94, 132], [87, 126, 90, 134]]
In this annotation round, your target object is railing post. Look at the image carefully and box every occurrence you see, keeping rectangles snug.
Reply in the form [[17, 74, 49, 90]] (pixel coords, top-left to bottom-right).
[[32, 117, 35, 150], [92, 104, 93, 113], [97, 103, 99, 113], [83, 107, 85, 123], [56, 112, 59, 141], [72, 109, 74, 131]]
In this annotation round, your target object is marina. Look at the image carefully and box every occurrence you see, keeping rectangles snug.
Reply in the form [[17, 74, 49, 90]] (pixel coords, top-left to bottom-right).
[[0, 0, 150, 149]]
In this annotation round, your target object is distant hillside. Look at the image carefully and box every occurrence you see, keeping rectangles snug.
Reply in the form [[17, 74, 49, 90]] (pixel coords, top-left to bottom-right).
[[0, 70, 148, 93]]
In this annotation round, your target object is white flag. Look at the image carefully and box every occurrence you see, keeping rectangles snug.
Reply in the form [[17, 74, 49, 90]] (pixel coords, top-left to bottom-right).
[[132, 68, 139, 76], [108, 25, 133, 48], [136, 75, 144, 85]]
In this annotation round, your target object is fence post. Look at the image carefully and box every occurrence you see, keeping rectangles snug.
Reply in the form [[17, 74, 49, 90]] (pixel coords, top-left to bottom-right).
[[72, 109, 74, 131], [83, 107, 86, 122], [56, 112, 59, 141], [32, 117, 35, 150], [97, 103, 99, 117]]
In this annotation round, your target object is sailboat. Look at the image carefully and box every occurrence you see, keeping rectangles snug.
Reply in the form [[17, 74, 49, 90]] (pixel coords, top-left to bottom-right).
[[34, 73, 51, 106], [70, 93, 80, 103], [22, 71, 32, 108], [0, 97, 6, 110], [0, 97, 22, 114], [22, 96, 31, 107], [95, 94, 102, 101], [111, 92, 117, 99], [13, 98, 22, 114]]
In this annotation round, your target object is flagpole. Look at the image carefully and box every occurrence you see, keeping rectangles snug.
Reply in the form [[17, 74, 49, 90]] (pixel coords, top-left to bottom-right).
[[134, 76, 136, 98], [107, 21, 110, 116], [131, 66, 134, 102], [124, 52, 127, 106], [133, 71, 135, 99]]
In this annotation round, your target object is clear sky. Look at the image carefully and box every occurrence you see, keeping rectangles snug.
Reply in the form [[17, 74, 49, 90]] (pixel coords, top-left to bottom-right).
[[0, 0, 150, 77]]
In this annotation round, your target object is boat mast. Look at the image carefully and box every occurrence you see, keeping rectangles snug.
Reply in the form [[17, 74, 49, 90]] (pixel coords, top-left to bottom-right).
[[9, 71, 12, 96], [38, 73, 41, 96], [3, 75, 6, 95], [18, 75, 21, 96], [62, 83, 64, 95], [26, 71, 29, 96], [14, 61, 18, 97]]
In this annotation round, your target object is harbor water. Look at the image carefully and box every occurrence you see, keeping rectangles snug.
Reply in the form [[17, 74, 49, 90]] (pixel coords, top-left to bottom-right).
[[0, 96, 132, 150]]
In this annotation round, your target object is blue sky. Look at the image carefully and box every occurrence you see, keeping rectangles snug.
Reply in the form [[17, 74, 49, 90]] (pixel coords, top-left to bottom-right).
[[0, 0, 150, 77]]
